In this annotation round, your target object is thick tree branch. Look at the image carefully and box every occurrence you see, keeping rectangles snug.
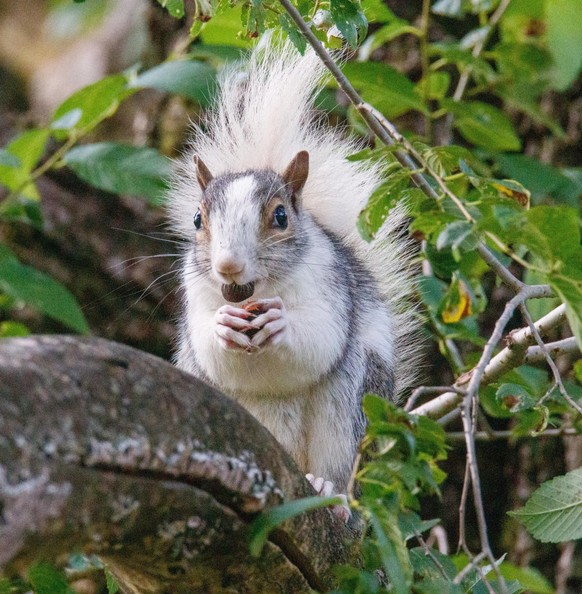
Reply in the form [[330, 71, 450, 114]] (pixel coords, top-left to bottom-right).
[[0, 336, 356, 592]]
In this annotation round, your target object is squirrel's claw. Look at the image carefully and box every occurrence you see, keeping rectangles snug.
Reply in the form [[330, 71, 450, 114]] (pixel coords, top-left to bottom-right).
[[305, 473, 351, 523]]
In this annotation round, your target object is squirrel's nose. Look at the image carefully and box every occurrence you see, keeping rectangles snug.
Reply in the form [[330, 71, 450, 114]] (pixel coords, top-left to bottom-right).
[[215, 252, 245, 278]]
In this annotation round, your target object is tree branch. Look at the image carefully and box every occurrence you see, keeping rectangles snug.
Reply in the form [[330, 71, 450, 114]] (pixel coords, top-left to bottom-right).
[[412, 304, 571, 419], [0, 336, 356, 592]]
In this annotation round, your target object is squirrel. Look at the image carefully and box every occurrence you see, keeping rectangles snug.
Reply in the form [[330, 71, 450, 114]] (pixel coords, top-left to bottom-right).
[[168, 36, 419, 508]]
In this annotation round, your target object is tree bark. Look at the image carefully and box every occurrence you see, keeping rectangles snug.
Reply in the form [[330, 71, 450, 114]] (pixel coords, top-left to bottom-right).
[[0, 336, 357, 593]]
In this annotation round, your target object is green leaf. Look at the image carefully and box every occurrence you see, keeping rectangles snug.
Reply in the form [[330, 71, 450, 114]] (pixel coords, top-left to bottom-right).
[[105, 569, 120, 594], [330, 0, 368, 48], [368, 506, 411, 594], [495, 153, 578, 206], [0, 244, 89, 334], [52, 74, 136, 138], [416, 72, 451, 101], [367, 20, 422, 50], [509, 467, 582, 543], [131, 59, 217, 105], [443, 100, 521, 152], [279, 14, 307, 54], [398, 511, 441, 541], [496, 562, 554, 594], [28, 564, 75, 594], [436, 221, 477, 259], [343, 62, 428, 118], [63, 143, 171, 205], [0, 129, 50, 200], [361, 0, 395, 22], [357, 172, 410, 241], [496, 383, 537, 413], [156, 0, 185, 18], [249, 495, 343, 556], [546, 0, 582, 90], [199, 5, 251, 47], [510, 205, 580, 263], [550, 273, 582, 351], [0, 321, 30, 337]]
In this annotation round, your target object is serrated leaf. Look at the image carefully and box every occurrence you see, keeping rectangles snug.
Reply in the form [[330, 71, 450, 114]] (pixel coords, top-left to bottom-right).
[[343, 62, 428, 118], [495, 153, 576, 206], [249, 495, 343, 557], [509, 467, 582, 542], [550, 273, 582, 351], [156, 0, 185, 18], [330, 0, 368, 48], [436, 220, 476, 255], [63, 143, 171, 204], [546, 0, 582, 90], [398, 511, 441, 541], [443, 100, 521, 152], [357, 172, 410, 241], [496, 383, 537, 412], [132, 59, 217, 105], [279, 14, 307, 54], [52, 75, 135, 138], [0, 244, 89, 334]]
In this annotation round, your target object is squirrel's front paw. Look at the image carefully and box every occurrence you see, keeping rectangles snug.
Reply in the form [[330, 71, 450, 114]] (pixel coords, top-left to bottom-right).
[[245, 297, 287, 349], [214, 304, 256, 351], [306, 473, 351, 523]]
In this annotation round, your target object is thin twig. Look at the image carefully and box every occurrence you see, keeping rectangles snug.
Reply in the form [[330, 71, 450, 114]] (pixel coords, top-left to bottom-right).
[[413, 303, 569, 419], [414, 529, 449, 578], [446, 427, 580, 442], [405, 385, 466, 412], [519, 304, 582, 415], [525, 337, 580, 363]]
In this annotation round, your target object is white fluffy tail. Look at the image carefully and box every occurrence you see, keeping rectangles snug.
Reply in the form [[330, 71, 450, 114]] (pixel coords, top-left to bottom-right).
[[168, 35, 421, 397]]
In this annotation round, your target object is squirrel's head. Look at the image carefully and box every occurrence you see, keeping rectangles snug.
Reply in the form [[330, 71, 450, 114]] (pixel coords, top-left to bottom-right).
[[190, 151, 310, 303]]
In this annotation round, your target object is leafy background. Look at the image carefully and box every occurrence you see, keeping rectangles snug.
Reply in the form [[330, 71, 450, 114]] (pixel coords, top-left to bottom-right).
[[0, 0, 581, 592]]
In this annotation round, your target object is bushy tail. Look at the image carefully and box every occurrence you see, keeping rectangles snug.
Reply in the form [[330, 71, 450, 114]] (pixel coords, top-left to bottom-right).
[[168, 35, 421, 397]]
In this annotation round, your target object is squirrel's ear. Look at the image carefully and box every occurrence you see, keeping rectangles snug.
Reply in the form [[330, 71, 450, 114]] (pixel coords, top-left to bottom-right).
[[193, 155, 213, 191], [282, 151, 309, 198]]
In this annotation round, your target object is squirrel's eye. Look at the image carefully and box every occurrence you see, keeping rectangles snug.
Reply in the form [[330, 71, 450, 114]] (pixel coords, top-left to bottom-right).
[[194, 209, 202, 230], [274, 205, 288, 229]]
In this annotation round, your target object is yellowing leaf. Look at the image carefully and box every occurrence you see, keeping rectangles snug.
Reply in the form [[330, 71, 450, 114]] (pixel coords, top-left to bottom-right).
[[491, 180, 531, 207], [441, 277, 472, 323]]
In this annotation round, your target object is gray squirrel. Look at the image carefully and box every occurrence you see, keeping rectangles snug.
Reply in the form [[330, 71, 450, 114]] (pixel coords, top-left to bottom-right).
[[168, 36, 419, 503]]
